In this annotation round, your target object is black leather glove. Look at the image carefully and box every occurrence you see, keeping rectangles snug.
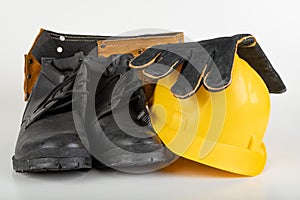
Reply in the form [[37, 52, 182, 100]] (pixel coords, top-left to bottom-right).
[[129, 34, 286, 99]]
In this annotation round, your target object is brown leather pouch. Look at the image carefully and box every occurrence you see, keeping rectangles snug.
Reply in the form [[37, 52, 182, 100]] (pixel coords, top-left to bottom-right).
[[24, 29, 183, 100]]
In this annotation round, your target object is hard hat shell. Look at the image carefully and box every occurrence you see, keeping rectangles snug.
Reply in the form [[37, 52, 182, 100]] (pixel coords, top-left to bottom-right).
[[150, 53, 270, 176]]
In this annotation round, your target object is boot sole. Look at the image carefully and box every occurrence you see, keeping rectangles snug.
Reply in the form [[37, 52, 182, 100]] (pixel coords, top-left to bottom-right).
[[92, 148, 176, 172], [12, 156, 92, 173]]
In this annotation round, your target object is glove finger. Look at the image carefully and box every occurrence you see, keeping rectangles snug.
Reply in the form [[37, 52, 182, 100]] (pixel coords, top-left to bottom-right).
[[237, 38, 286, 93], [171, 47, 211, 98], [143, 51, 183, 79], [203, 58, 232, 91], [202, 37, 237, 91], [129, 48, 162, 69], [171, 62, 207, 99]]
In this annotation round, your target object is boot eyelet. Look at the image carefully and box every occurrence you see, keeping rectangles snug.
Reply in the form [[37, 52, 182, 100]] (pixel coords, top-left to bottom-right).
[[59, 36, 65, 41], [57, 47, 63, 53]]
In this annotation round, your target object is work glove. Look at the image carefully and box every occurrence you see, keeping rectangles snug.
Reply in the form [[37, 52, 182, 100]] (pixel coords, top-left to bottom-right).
[[129, 34, 286, 99]]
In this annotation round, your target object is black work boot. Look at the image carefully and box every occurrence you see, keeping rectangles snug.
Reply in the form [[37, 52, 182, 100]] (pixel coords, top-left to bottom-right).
[[13, 52, 91, 172], [13, 29, 176, 172], [75, 54, 174, 172]]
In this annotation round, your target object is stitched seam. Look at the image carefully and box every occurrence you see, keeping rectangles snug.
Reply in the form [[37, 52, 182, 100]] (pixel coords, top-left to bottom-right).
[[50, 32, 183, 40], [52, 38, 98, 42], [98, 39, 182, 46], [143, 60, 180, 79], [129, 52, 162, 69], [49, 32, 105, 39]]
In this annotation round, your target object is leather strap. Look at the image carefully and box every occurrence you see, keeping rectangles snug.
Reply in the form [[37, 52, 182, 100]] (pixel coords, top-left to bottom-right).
[[24, 53, 41, 100], [24, 28, 44, 100], [97, 32, 184, 57]]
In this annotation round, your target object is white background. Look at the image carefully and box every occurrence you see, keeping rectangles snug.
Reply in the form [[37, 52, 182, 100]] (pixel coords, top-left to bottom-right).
[[0, 0, 299, 199]]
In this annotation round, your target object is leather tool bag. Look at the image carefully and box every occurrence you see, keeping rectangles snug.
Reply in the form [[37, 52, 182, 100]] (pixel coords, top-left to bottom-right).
[[23, 29, 184, 100]]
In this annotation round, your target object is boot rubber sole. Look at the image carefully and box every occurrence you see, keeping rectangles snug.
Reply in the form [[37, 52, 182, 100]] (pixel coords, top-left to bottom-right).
[[12, 156, 92, 173], [92, 148, 176, 172]]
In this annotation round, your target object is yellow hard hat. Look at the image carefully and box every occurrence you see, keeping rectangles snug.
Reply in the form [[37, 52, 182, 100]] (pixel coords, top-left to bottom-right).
[[130, 35, 286, 176]]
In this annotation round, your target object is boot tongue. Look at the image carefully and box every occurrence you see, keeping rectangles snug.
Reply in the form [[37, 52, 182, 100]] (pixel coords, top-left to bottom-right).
[[52, 52, 85, 72], [22, 53, 85, 128]]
